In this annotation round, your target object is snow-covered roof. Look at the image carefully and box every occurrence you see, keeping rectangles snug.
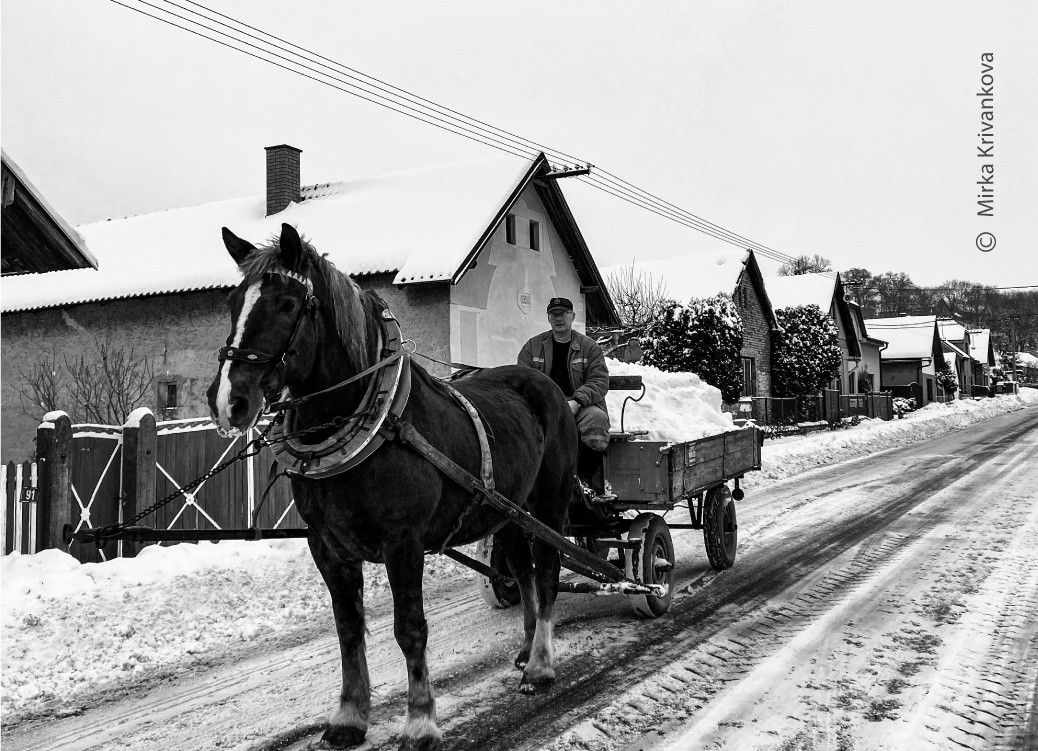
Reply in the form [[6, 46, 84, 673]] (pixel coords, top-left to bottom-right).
[[865, 315, 939, 360], [937, 318, 967, 342], [1, 155, 538, 313], [967, 329, 993, 365], [762, 272, 837, 312], [600, 249, 749, 304], [943, 340, 968, 359], [1018, 352, 1038, 367]]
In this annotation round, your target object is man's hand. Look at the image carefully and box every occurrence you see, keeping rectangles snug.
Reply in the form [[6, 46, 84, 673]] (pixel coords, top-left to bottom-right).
[[567, 399, 580, 415]]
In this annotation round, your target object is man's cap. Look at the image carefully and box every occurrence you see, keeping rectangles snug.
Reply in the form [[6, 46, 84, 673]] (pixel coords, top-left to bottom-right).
[[546, 297, 574, 313]]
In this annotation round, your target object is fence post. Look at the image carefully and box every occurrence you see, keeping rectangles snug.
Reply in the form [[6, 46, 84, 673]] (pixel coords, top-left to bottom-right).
[[121, 408, 157, 558], [37, 411, 72, 551]]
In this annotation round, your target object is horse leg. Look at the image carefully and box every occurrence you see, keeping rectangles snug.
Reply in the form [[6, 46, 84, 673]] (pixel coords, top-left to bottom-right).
[[383, 535, 441, 751], [517, 462, 572, 694], [309, 535, 370, 749], [519, 537, 562, 693], [496, 526, 538, 670]]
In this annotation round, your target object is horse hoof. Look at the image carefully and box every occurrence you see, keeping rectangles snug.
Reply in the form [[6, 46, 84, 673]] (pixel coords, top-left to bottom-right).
[[518, 673, 555, 695], [514, 649, 530, 670], [315, 724, 367, 749], [399, 736, 441, 751]]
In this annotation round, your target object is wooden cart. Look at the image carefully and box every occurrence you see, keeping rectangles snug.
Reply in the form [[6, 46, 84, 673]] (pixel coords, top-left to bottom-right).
[[473, 375, 761, 617]]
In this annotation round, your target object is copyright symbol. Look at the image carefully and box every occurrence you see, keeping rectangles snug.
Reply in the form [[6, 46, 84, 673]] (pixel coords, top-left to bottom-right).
[[976, 232, 996, 252]]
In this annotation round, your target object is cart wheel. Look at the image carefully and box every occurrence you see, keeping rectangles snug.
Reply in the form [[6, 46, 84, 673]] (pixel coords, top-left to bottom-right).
[[474, 535, 521, 609], [624, 513, 675, 618], [703, 485, 738, 570]]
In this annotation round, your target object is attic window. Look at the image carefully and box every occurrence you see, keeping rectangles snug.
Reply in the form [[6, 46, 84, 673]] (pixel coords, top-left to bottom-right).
[[505, 214, 516, 245], [529, 220, 540, 251]]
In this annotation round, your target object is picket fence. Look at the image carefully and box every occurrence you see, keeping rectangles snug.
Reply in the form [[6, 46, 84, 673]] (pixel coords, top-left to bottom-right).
[[1, 410, 302, 563]]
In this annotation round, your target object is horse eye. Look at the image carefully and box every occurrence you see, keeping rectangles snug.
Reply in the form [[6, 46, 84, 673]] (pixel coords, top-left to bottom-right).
[[280, 299, 297, 314]]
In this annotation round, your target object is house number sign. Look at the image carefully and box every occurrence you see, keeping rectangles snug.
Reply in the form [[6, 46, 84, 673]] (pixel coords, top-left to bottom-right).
[[517, 287, 532, 315]]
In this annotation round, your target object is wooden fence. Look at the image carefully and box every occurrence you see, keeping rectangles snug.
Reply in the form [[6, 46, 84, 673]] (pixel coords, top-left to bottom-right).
[[751, 390, 893, 427], [4, 409, 300, 563], [2, 461, 43, 555]]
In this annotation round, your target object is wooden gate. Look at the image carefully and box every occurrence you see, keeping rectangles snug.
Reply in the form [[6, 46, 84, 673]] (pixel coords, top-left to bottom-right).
[[67, 424, 123, 563], [24, 410, 300, 563]]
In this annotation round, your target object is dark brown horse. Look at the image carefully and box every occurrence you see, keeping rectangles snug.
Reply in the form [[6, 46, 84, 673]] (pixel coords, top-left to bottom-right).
[[206, 223, 575, 750]]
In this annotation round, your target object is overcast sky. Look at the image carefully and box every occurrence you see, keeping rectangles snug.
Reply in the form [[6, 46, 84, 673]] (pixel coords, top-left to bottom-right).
[[2, 1, 1035, 289]]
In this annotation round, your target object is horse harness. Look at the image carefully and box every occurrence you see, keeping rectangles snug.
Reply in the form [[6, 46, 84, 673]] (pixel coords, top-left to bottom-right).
[[222, 268, 496, 493]]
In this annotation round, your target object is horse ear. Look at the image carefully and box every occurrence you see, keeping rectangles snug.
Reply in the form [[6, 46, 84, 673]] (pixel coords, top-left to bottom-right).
[[279, 223, 305, 272], [222, 227, 256, 266]]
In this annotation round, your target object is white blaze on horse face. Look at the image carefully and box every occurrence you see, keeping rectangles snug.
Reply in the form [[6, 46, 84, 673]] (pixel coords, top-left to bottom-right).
[[216, 280, 264, 427]]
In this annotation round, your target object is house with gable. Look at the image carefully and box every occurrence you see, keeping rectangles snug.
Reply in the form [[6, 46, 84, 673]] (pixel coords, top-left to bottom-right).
[[966, 328, 996, 389], [763, 272, 863, 395], [1, 146, 619, 459], [846, 300, 886, 393], [864, 316, 944, 406], [600, 249, 778, 399], [936, 318, 977, 398]]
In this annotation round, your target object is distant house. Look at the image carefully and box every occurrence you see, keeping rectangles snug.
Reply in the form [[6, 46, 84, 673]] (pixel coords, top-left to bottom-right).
[[600, 249, 778, 398], [1, 149, 98, 275], [0, 146, 618, 459], [936, 319, 977, 398], [966, 328, 996, 388], [847, 301, 886, 393], [763, 272, 862, 395], [864, 316, 944, 406], [940, 340, 970, 401]]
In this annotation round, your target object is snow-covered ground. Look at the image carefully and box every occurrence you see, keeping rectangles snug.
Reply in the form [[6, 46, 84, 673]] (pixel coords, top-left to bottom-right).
[[2, 386, 1035, 726]]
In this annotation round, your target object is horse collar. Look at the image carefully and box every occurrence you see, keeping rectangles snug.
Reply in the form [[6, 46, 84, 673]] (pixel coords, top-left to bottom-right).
[[273, 307, 411, 479]]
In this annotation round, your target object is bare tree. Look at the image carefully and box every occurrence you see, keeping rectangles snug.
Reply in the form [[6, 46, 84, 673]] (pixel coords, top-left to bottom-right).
[[15, 350, 67, 418], [15, 336, 155, 425], [779, 254, 833, 276], [606, 264, 671, 332]]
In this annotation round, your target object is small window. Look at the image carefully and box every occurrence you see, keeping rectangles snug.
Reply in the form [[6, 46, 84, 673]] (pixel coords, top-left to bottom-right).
[[505, 214, 516, 244], [741, 357, 757, 397], [159, 381, 178, 415], [529, 220, 540, 251]]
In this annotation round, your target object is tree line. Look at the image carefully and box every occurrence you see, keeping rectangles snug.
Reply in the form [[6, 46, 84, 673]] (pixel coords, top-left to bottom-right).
[[781, 256, 1038, 353]]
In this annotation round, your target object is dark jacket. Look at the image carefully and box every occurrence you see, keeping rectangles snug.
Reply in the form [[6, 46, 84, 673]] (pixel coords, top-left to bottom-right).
[[518, 329, 609, 417]]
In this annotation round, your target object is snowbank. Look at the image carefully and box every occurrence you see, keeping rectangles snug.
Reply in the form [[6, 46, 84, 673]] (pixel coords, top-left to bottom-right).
[[1, 388, 1034, 725], [604, 358, 735, 441], [751, 388, 1038, 485]]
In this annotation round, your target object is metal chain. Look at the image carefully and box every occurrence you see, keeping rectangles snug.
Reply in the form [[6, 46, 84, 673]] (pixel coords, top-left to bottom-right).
[[96, 404, 386, 541], [101, 418, 282, 537], [436, 490, 485, 554]]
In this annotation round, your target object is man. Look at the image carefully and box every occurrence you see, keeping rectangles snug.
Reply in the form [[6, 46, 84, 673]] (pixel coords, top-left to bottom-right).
[[518, 297, 610, 491]]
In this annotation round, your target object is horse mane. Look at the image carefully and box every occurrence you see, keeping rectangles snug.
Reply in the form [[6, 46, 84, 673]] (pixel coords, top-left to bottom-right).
[[238, 234, 371, 368]]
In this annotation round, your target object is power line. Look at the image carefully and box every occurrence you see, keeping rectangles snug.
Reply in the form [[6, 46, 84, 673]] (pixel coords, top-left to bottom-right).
[[112, 0, 826, 273]]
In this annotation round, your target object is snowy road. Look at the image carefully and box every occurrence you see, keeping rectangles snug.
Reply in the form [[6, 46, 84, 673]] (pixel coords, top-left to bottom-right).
[[4, 405, 1037, 751]]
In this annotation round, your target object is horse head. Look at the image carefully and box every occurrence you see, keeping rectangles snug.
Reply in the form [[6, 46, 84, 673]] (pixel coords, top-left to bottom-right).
[[206, 223, 323, 437]]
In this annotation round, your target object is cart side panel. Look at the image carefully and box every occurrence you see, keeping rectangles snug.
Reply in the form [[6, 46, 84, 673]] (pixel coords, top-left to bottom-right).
[[604, 441, 670, 503], [671, 427, 762, 499], [722, 428, 761, 477]]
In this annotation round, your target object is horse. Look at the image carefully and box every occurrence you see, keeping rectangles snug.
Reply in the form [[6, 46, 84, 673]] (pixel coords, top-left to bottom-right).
[[206, 223, 576, 751]]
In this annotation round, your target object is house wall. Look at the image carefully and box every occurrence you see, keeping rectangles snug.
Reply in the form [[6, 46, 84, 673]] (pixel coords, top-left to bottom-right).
[[2, 290, 228, 461], [450, 187, 585, 368], [854, 341, 883, 393], [734, 272, 771, 397], [881, 359, 937, 405], [828, 301, 858, 394], [0, 282, 450, 461]]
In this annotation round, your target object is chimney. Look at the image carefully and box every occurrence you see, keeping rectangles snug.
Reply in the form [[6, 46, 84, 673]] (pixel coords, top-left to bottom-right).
[[265, 144, 302, 216]]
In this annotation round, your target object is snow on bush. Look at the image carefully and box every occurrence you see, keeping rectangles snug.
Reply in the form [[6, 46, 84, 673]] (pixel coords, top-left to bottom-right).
[[639, 295, 743, 403], [772, 305, 842, 397], [604, 358, 735, 441]]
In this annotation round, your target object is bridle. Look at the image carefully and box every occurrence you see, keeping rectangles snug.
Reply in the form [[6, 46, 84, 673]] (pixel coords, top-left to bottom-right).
[[218, 269, 320, 405]]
